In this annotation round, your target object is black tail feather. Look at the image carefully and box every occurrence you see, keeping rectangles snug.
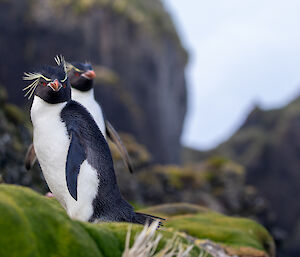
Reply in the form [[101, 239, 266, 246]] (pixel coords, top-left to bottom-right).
[[133, 212, 165, 227]]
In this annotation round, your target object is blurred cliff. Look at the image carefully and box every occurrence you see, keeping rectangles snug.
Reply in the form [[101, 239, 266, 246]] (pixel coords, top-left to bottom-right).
[[0, 0, 283, 256], [184, 97, 300, 257], [0, 0, 187, 164]]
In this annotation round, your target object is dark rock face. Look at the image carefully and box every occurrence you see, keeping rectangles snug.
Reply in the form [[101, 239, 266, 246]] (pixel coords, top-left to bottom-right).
[[0, 0, 187, 164], [0, 86, 47, 192], [184, 98, 300, 257], [114, 156, 269, 222]]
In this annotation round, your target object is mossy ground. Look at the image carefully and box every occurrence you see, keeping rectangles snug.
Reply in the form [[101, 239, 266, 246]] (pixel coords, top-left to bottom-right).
[[142, 203, 275, 257], [0, 185, 203, 257], [0, 185, 274, 257]]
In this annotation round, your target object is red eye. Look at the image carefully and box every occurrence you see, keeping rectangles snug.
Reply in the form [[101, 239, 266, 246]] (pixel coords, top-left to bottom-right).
[[75, 72, 80, 77], [63, 84, 66, 88], [41, 81, 46, 86]]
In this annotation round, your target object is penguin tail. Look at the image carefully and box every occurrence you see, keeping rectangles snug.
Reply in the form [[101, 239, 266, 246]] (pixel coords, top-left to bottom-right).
[[133, 212, 165, 227]]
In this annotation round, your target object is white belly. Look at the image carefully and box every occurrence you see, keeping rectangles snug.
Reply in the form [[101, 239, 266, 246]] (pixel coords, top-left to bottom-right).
[[31, 96, 99, 221], [71, 88, 106, 137]]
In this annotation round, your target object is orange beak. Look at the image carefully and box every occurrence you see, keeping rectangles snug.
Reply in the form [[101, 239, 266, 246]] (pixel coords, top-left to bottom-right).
[[82, 70, 96, 80], [48, 79, 61, 92]]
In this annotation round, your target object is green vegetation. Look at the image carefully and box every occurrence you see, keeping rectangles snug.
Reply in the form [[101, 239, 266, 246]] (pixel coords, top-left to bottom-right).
[[0, 185, 274, 257], [0, 185, 201, 257], [3, 103, 25, 125], [143, 203, 275, 257]]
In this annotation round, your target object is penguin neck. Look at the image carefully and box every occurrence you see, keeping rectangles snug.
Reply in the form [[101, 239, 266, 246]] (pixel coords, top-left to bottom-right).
[[71, 87, 95, 102], [31, 96, 67, 126]]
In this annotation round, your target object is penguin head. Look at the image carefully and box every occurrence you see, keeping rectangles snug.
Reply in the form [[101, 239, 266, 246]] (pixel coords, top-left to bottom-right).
[[66, 62, 96, 92], [23, 56, 71, 104]]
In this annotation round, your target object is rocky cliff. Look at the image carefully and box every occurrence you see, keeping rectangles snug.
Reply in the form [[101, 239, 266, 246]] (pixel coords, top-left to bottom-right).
[[184, 97, 300, 257], [0, 0, 187, 164], [0, 86, 47, 192]]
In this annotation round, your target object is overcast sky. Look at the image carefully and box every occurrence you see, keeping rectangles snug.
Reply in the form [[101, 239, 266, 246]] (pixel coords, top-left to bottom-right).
[[163, 0, 300, 150]]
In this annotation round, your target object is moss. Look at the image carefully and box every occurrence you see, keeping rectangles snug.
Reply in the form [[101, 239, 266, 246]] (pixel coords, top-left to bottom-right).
[[3, 103, 25, 125], [110, 133, 151, 166], [206, 156, 229, 169], [0, 185, 204, 257], [149, 164, 209, 190], [141, 203, 275, 257], [141, 203, 211, 217], [166, 213, 275, 256], [0, 85, 8, 105]]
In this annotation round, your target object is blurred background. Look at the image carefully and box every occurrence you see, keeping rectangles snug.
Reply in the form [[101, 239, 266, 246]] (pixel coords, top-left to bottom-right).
[[0, 0, 299, 256]]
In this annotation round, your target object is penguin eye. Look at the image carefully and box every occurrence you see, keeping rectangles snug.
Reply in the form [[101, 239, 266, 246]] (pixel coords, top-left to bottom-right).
[[75, 72, 80, 77], [41, 81, 47, 86], [63, 84, 66, 88]]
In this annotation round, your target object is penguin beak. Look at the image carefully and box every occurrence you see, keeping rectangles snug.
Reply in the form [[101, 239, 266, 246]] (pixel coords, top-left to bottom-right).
[[82, 70, 96, 80], [48, 79, 62, 92]]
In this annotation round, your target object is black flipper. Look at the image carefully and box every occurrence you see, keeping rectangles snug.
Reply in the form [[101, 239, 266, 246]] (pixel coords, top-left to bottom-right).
[[105, 120, 133, 173], [66, 131, 86, 200], [24, 143, 37, 170]]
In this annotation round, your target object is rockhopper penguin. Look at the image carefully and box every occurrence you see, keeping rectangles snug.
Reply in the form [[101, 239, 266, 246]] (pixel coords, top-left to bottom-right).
[[24, 57, 162, 224], [25, 60, 133, 174]]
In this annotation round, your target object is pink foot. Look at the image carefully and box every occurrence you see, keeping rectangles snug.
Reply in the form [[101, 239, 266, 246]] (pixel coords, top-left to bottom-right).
[[45, 192, 54, 198]]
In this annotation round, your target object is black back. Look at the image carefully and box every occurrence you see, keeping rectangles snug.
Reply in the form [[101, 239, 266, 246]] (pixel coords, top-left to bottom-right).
[[60, 101, 134, 221]]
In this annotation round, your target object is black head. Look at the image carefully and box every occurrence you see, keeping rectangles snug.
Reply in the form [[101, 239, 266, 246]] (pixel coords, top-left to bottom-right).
[[23, 57, 71, 104], [67, 62, 96, 92]]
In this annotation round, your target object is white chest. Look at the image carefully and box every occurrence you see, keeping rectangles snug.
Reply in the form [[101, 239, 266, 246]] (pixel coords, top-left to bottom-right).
[[71, 88, 106, 137], [31, 97, 99, 221], [31, 97, 70, 207]]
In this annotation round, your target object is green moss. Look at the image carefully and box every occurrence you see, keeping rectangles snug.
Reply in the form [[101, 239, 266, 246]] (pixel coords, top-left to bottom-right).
[[166, 213, 274, 256], [141, 203, 210, 217], [141, 203, 274, 257], [0, 185, 204, 257], [0, 86, 8, 104], [3, 103, 25, 125], [206, 156, 229, 169], [110, 133, 151, 166]]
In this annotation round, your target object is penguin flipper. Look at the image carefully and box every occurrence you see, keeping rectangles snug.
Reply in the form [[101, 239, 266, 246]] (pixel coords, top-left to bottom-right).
[[24, 143, 37, 170], [66, 130, 86, 201], [105, 120, 133, 173]]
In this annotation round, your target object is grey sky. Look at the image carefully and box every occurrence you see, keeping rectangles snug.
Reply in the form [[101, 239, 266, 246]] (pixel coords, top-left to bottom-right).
[[163, 0, 300, 150]]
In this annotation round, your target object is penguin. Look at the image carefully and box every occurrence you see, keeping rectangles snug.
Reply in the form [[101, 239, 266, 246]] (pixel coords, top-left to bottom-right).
[[23, 57, 162, 224], [25, 61, 133, 174]]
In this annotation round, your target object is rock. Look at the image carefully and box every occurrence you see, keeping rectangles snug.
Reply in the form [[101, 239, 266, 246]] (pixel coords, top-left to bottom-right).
[[0, 185, 274, 257], [0, 88, 47, 193], [116, 158, 268, 220], [0, 0, 187, 164], [183, 98, 300, 257]]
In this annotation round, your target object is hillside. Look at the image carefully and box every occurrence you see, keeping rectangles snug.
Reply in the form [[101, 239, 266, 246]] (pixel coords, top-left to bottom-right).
[[184, 97, 300, 257], [0, 0, 187, 164]]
